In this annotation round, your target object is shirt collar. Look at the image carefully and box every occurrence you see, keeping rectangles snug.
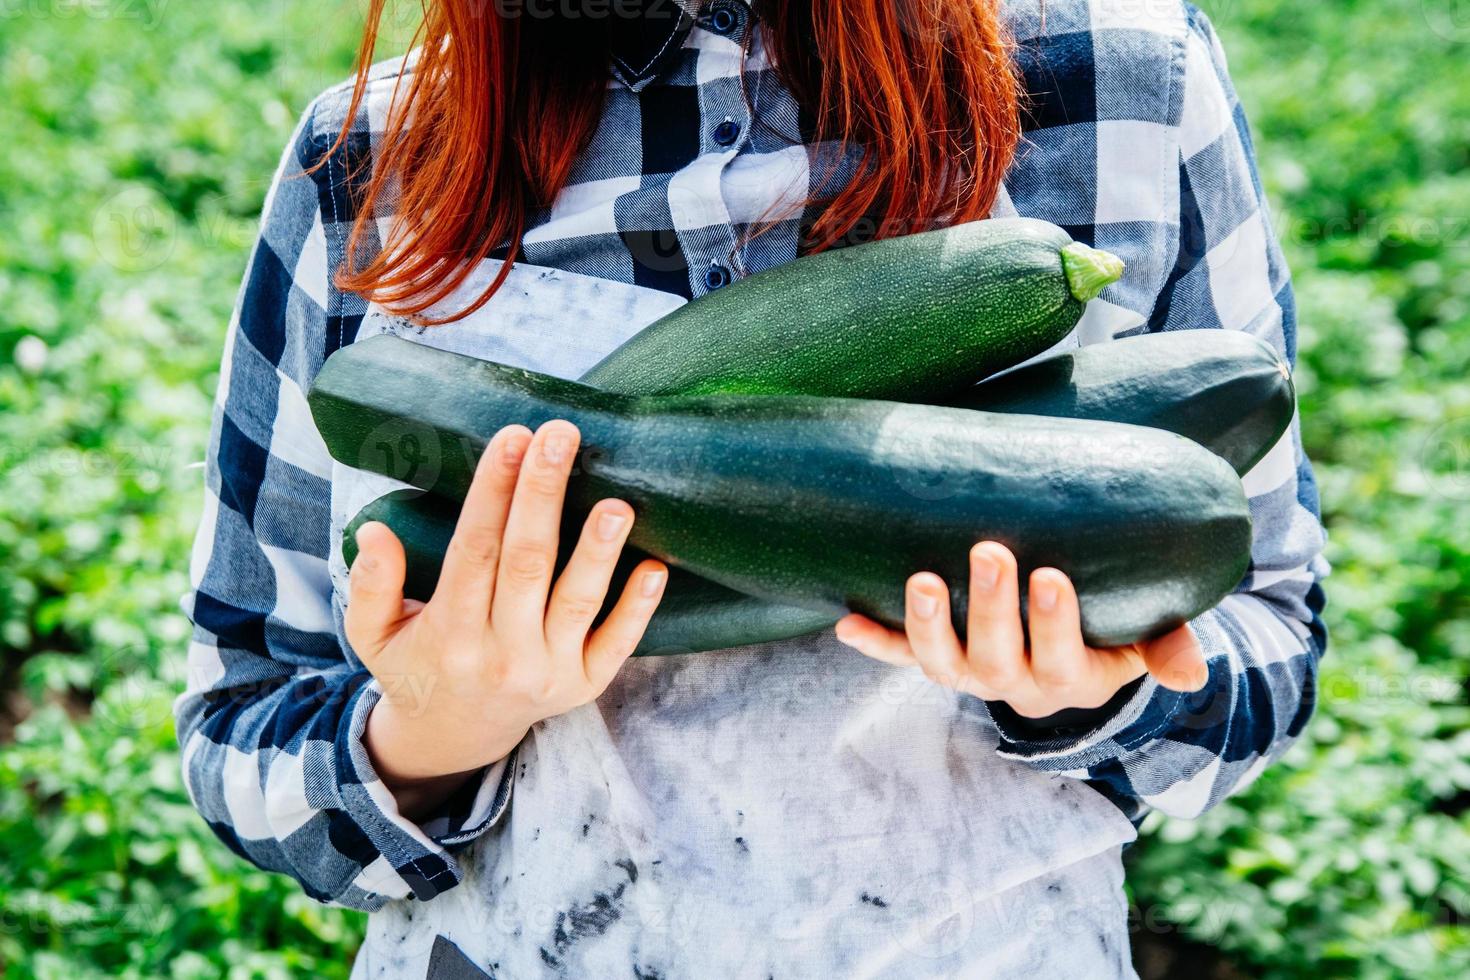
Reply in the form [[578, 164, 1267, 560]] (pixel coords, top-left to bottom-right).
[[609, 0, 749, 92]]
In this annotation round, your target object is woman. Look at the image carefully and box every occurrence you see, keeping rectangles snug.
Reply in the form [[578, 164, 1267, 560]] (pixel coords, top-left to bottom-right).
[[175, 0, 1328, 975]]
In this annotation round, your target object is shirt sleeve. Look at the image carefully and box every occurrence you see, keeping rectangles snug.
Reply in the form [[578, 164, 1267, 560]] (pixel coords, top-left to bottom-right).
[[980, 4, 1330, 823], [171, 97, 515, 911]]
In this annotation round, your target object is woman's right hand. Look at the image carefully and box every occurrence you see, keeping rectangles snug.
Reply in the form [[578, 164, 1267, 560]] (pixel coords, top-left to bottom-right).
[[345, 420, 668, 819]]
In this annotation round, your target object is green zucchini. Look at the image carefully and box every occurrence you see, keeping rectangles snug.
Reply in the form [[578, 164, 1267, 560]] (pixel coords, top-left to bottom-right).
[[343, 329, 1287, 651], [580, 217, 1123, 401], [312, 335, 1252, 647], [328, 218, 1126, 655], [342, 490, 837, 655], [955, 329, 1295, 475]]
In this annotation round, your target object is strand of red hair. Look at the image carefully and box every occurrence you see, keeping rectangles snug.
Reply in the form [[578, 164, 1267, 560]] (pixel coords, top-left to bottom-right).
[[322, 0, 1021, 324]]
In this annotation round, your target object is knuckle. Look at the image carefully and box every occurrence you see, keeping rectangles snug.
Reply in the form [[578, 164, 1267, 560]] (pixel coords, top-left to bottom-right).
[[537, 675, 563, 701], [506, 667, 562, 704], [605, 631, 640, 662], [499, 662, 543, 699], [1033, 665, 1076, 692], [348, 561, 382, 595], [502, 543, 554, 582], [525, 461, 570, 495], [908, 615, 939, 637], [975, 664, 1019, 690], [968, 602, 1007, 625], [581, 532, 625, 562], [450, 527, 502, 566], [480, 656, 513, 689], [439, 646, 481, 679], [919, 664, 955, 688], [556, 593, 604, 624], [1069, 688, 1112, 710], [418, 603, 456, 636]]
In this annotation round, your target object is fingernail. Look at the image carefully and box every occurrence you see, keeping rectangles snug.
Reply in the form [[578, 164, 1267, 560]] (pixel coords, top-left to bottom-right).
[[500, 438, 526, 466], [912, 591, 939, 619], [1034, 580, 1058, 612], [1192, 663, 1210, 690], [542, 436, 569, 464], [640, 569, 666, 597], [352, 528, 377, 570], [596, 511, 627, 541], [973, 553, 1000, 591]]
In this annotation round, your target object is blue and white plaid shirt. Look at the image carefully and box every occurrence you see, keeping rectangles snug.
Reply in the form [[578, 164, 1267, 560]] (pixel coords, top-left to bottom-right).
[[175, 1, 1328, 975]]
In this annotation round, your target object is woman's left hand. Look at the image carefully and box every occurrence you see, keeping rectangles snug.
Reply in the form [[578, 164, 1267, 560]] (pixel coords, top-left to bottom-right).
[[834, 541, 1210, 719]]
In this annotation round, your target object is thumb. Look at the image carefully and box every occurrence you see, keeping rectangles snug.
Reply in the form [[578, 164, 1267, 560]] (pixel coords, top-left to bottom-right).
[[1140, 624, 1210, 693], [345, 521, 410, 662]]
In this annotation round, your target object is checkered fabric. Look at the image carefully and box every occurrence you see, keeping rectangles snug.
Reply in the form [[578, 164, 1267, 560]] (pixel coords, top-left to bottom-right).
[[175, 0, 1328, 915]]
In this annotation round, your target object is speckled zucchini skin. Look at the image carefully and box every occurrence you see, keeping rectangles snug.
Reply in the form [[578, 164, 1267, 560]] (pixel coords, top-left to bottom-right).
[[581, 217, 1099, 401], [341, 490, 836, 656], [959, 329, 1295, 475], [313, 336, 1252, 647]]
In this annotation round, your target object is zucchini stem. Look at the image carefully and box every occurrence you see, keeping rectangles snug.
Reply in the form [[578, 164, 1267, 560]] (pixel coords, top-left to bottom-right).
[[1061, 242, 1125, 302]]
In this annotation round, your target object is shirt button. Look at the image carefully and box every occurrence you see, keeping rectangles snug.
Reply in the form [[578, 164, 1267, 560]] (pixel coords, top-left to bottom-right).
[[704, 264, 732, 290], [709, 4, 741, 36], [712, 119, 741, 146]]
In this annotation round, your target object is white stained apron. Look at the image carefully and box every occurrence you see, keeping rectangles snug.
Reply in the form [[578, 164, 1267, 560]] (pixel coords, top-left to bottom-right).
[[338, 261, 1140, 980]]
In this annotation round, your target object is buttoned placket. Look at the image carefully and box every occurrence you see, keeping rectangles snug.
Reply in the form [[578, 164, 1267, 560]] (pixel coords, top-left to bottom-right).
[[606, 0, 761, 298], [679, 0, 755, 296]]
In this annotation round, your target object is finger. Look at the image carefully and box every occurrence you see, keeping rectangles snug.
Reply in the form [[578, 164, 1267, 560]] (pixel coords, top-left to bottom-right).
[[491, 420, 581, 638], [834, 614, 916, 666], [1140, 624, 1210, 692], [435, 426, 531, 618], [904, 572, 969, 690], [1026, 568, 1090, 697], [584, 560, 668, 688], [966, 542, 1027, 693], [345, 521, 411, 662], [545, 499, 635, 653]]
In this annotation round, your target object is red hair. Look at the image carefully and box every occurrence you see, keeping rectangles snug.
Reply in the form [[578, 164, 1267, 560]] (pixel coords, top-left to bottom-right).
[[326, 1, 1021, 324]]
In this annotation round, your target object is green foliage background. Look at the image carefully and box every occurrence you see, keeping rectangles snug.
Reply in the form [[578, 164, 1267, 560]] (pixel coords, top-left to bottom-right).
[[0, 1, 1466, 976]]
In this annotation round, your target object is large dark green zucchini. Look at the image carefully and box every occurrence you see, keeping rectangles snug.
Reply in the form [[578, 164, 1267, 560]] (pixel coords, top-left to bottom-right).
[[330, 218, 1128, 655], [313, 336, 1251, 647], [956, 329, 1294, 475], [580, 217, 1123, 401], [341, 329, 1288, 653], [341, 490, 836, 656]]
